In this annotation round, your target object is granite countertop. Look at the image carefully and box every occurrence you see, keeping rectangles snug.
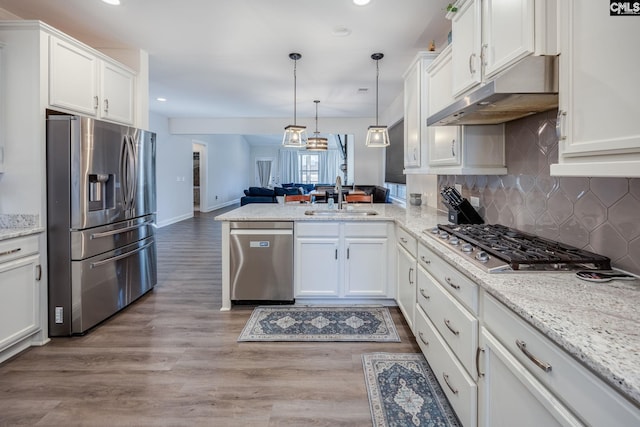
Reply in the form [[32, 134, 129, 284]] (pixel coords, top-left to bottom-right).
[[216, 202, 640, 406], [0, 214, 44, 241]]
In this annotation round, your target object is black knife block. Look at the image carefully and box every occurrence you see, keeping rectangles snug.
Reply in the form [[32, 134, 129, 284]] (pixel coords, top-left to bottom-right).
[[448, 199, 484, 225]]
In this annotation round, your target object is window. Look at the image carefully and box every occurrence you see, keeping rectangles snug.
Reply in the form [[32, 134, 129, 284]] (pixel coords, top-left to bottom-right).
[[299, 153, 319, 184], [385, 182, 407, 204]]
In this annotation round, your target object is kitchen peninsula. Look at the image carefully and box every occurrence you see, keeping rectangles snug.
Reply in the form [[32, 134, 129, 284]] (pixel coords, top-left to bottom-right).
[[216, 202, 640, 424]]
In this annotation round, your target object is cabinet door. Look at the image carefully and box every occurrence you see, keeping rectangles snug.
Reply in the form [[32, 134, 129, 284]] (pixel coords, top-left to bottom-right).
[[482, 0, 535, 78], [49, 36, 98, 116], [451, 0, 482, 97], [427, 46, 454, 114], [478, 328, 583, 427], [295, 237, 340, 297], [429, 126, 461, 167], [404, 60, 421, 167], [551, 0, 640, 177], [100, 61, 135, 125], [344, 237, 388, 297], [396, 244, 416, 331], [0, 254, 40, 350]]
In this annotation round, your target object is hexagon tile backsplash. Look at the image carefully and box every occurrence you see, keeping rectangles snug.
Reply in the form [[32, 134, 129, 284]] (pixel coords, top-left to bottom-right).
[[437, 109, 640, 276]]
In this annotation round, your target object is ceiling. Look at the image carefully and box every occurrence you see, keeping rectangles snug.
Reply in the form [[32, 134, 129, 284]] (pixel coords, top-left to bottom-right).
[[0, 0, 451, 122]]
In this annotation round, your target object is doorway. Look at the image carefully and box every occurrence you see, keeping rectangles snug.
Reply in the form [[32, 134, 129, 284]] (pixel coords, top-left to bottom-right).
[[192, 141, 207, 211]]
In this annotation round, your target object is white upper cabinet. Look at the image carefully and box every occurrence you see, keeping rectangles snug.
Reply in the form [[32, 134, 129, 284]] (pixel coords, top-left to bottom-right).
[[403, 52, 438, 170], [49, 36, 99, 116], [550, 0, 640, 177], [49, 35, 135, 125], [450, 0, 556, 98], [451, 0, 482, 96]]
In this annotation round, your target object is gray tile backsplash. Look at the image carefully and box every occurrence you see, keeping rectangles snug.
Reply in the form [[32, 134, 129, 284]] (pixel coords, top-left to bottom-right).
[[438, 110, 640, 276]]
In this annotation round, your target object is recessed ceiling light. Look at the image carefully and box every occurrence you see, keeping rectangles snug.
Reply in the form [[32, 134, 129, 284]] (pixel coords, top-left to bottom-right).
[[101, 0, 121, 5], [156, 97, 167, 102], [353, 0, 371, 5], [332, 25, 352, 37]]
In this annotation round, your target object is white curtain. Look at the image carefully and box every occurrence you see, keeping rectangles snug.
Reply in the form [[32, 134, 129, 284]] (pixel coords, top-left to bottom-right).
[[256, 160, 272, 187], [318, 150, 341, 184], [278, 149, 299, 183]]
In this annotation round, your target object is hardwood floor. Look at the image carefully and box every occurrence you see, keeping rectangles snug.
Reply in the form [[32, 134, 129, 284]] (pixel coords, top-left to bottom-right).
[[0, 208, 419, 426]]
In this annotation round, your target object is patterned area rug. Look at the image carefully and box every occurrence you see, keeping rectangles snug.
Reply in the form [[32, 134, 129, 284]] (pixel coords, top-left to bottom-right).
[[363, 353, 461, 427], [237, 306, 400, 342]]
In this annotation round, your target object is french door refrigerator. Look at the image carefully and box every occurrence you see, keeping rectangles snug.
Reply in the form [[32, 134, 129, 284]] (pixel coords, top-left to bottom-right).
[[46, 113, 157, 336]]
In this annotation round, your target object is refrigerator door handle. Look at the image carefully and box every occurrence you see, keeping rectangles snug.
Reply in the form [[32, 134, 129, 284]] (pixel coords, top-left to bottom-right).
[[90, 219, 154, 240], [126, 136, 137, 210], [90, 240, 154, 269]]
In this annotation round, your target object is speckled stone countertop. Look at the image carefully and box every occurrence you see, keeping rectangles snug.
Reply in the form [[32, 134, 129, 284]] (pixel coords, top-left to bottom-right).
[[216, 203, 640, 406], [0, 214, 44, 241]]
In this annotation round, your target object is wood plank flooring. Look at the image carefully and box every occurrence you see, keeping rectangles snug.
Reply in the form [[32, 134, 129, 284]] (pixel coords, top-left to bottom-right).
[[0, 207, 420, 426]]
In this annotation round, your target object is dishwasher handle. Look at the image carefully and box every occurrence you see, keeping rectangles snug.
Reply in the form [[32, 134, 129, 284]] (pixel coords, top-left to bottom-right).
[[230, 229, 293, 236]]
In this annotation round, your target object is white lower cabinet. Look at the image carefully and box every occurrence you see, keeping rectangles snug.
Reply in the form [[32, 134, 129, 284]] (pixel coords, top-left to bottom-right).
[[483, 293, 640, 427], [0, 235, 41, 363], [478, 327, 582, 427], [295, 221, 391, 299], [415, 306, 477, 427], [396, 225, 417, 331]]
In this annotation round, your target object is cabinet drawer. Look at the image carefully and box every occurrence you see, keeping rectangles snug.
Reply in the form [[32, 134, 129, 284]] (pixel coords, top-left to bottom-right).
[[417, 265, 478, 376], [418, 243, 478, 314], [396, 225, 417, 257], [484, 294, 640, 426], [415, 306, 477, 427], [344, 221, 388, 237], [0, 235, 39, 264], [296, 222, 339, 237]]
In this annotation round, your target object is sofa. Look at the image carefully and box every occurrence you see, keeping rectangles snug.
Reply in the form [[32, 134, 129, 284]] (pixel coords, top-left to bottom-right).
[[240, 186, 302, 206]]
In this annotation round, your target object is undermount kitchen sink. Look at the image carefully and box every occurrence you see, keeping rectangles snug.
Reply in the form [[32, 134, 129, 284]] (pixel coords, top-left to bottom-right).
[[304, 210, 378, 216]]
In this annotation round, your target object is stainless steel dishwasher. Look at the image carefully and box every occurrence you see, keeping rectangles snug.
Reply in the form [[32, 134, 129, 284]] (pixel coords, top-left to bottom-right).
[[229, 221, 294, 303]]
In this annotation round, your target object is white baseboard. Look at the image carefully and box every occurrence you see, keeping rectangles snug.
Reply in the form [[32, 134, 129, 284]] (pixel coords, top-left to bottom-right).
[[200, 198, 240, 213], [156, 212, 194, 228]]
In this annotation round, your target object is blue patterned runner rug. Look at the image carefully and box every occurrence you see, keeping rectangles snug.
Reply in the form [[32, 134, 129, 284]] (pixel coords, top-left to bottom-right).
[[363, 353, 461, 427], [237, 306, 400, 342]]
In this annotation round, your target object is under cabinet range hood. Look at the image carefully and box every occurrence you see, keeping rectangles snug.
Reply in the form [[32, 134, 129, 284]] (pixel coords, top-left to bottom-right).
[[427, 55, 559, 126]]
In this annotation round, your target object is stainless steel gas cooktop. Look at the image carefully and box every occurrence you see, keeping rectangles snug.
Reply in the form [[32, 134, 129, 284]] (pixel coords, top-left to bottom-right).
[[424, 224, 611, 273]]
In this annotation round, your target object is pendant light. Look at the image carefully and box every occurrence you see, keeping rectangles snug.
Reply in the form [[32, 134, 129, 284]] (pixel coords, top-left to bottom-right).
[[307, 100, 328, 151], [282, 53, 307, 148], [365, 53, 390, 148]]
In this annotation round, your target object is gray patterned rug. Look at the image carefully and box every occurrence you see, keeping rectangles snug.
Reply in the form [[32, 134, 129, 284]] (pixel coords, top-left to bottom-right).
[[363, 353, 461, 427], [237, 306, 400, 342]]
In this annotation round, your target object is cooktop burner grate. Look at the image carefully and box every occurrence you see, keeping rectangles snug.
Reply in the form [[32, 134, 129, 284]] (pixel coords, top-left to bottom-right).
[[437, 224, 611, 271]]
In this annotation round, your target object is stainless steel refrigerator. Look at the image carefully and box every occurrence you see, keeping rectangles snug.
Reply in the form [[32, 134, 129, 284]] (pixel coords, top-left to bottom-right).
[[46, 113, 157, 336]]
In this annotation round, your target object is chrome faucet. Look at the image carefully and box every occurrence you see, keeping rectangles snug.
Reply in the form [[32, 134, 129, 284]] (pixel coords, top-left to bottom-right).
[[335, 175, 343, 210]]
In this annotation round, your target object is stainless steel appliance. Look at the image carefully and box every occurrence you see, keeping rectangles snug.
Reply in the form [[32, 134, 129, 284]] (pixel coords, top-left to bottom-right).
[[425, 224, 611, 273], [46, 113, 157, 336], [229, 221, 294, 303]]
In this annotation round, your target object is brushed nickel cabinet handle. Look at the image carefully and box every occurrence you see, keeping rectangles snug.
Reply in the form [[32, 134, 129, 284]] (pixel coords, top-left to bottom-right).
[[516, 339, 552, 373], [444, 319, 460, 336], [476, 347, 484, 378], [451, 139, 455, 157], [419, 288, 430, 300], [469, 53, 476, 75], [418, 332, 429, 346], [400, 237, 408, 243], [36, 264, 42, 281], [408, 267, 414, 285], [556, 110, 567, 141], [94, 95, 99, 109], [335, 249, 338, 260], [104, 98, 109, 113], [0, 247, 21, 257], [443, 373, 458, 395], [445, 277, 460, 290], [420, 255, 431, 264]]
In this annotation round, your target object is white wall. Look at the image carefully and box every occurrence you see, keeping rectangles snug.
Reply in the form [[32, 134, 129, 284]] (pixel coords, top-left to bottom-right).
[[151, 112, 194, 227]]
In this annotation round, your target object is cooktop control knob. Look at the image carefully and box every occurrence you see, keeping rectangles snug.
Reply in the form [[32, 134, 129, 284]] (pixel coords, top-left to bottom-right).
[[449, 237, 460, 245], [476, 251, 490, 262], [439, 231, 449, 240], [461, 243, 473, 252], [431, 227, 439, 234]]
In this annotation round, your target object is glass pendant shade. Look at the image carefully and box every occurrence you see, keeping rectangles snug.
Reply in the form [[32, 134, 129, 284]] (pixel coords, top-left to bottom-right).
[[366, 52, 390, 148], [282, 125, 307, 147], [365, 125, 390, 147], [282, 53, 307, 148], [307, 100, 328, 151]]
